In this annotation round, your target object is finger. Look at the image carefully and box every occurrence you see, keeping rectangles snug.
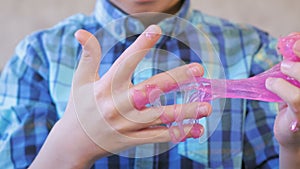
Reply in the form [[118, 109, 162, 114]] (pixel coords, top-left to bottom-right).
[[130, 63, 204, 110], [139, 63, 204, 92], [109, 25, 162, 83], [281, 60, 300, 82], [158, 102, 211, 125], [168, 123, 204, 143], [73, 29, 101, 87], [133, 123, 204, 144], [124, 102, 211, 128], [149, 102, 211, 126], [266, 77, 300, 114]]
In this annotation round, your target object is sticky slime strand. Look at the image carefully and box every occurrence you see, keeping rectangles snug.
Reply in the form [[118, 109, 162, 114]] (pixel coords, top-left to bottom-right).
[[133, 33, 300, 143], [168, 33, 300, 142], [181, 33, 300, 103]]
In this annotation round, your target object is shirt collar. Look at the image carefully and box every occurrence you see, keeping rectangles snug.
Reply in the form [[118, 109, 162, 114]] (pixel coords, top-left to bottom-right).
[[93, 0, 192, 42]]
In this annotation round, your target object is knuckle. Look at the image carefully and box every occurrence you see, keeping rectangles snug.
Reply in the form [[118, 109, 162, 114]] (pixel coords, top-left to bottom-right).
[[101, 105, 117, 121]]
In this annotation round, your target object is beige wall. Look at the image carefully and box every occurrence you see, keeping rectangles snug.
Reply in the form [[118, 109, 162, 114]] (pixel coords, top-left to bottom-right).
[[1, 0, 300, 69], [193, 0, 300, 36], [1, 0, 96, 70]]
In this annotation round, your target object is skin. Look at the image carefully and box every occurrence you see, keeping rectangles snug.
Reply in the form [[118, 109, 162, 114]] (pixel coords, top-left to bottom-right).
[[28, 0, 300, 168], [29, 25, 210, 169], [109, 0, 182, 14], [109, 0, 183, 26], [265, 36, 300, 169]]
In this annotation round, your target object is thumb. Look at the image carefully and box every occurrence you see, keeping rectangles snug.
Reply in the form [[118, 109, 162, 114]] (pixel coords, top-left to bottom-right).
[[73, 29, 101, 87]]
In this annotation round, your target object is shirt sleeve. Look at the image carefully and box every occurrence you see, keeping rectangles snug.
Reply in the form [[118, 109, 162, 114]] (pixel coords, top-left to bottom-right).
[[243, 30, 281, 169], [0, 35, 58, 169]]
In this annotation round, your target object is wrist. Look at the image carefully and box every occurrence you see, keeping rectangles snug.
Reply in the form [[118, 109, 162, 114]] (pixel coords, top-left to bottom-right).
[[51, 120, 95, 168], [51, 118, 108, 167], [30, 118, 107, 169]]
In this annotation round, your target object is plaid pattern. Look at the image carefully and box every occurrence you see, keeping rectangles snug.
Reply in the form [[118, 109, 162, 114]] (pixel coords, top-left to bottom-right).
[[0, 0, 281, 168]]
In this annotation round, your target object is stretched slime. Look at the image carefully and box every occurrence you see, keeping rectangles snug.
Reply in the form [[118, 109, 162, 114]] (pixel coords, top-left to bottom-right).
[[132, 33, 300, 143], [175, 33, 300, 142], [179, 33, 300, 103]]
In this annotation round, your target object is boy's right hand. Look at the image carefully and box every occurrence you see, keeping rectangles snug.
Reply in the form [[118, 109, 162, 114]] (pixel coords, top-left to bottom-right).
[[30, 25, 212, 169]]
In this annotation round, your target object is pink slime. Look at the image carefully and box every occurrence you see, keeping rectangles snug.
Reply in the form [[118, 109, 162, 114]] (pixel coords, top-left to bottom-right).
[[133, 33, 300, 108], [131, 34, 300, 142], [185, 33, 300, 103]]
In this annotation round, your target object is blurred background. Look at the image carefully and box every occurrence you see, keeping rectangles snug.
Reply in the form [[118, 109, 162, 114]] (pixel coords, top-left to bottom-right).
[[1, 0, 300, 70]]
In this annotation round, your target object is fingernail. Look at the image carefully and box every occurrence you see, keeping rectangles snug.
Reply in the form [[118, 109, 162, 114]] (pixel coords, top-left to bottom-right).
[[144, 25, 161, 40], [281, 60, 294, 72], [196, 104, 209, 118], [187, 65, 203, 77], [265, 78, 275, 90], [290, 120, 300, 133]]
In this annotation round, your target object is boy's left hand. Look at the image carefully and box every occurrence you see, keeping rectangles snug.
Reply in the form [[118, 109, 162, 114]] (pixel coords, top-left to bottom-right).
[[266, 37, 300, 150]]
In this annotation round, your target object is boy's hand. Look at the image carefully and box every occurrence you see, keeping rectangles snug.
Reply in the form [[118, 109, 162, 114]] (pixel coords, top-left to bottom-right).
[[30, 25, 212, 169], [266, 33, 300, 168]]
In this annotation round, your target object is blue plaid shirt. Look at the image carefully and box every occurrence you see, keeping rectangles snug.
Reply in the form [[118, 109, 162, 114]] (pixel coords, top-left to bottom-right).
[[0, 0, 281, 168]]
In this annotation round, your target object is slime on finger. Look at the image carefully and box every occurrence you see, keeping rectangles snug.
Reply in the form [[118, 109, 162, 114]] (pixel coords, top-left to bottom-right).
[[131, 33, 300, 141], [132, 33, 300, 108], [277, 33, 300, 62], [132, 81, 182, 110], [132, 82, 204, 142], [132, 84, 162, 110]]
